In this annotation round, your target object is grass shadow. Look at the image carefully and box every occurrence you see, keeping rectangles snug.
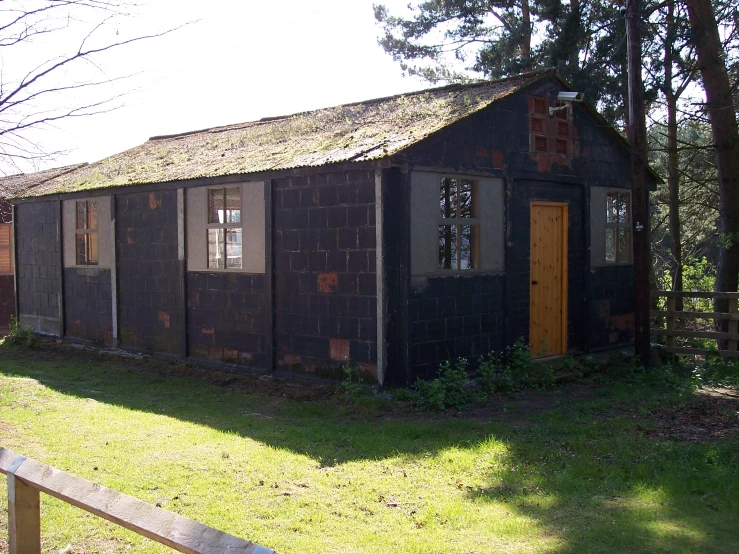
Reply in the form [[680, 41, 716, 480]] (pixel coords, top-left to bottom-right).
[[1, 341, 737, 552]]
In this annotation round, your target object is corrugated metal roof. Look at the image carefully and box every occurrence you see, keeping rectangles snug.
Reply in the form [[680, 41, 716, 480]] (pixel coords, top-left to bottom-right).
[[22, 70, 552, 197], [0, 164, 88, 199]]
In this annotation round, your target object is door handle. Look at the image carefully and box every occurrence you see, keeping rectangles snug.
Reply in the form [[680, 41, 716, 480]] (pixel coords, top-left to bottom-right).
[[531, 280, 538, 285]]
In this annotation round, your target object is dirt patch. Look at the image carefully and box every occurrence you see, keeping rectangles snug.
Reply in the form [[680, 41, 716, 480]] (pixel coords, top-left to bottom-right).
[[4, 338, 739, 437], [646, 388, 739, 442]]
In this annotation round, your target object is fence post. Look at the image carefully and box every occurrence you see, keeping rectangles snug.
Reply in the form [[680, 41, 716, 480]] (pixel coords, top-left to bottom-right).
[[7, 456, 41, 554], [666, 295, 676, 349], [728, 298, 738, 354]]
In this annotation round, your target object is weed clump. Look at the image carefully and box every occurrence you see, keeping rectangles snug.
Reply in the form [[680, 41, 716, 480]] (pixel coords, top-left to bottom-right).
[[6, 316, 35, 347], [395, 339, 560, 411]]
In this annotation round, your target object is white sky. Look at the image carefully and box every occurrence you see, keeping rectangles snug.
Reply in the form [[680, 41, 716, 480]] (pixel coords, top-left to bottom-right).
[[8, 0, 426, 173]]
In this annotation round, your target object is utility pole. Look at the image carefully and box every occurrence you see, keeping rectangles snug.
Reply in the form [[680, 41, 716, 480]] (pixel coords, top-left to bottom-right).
[[625, 0, 651, 366]]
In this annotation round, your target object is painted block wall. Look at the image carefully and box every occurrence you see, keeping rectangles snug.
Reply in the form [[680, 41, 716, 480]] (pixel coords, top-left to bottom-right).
[[64, 268, 112, 343], [409, 274, 505, 379], [389, 78, 642, 376], [589, 265, 635, 348], [116, 191, 182, 353], [187, 272, 269, 368], [273, 169, 377, 378], [16, 201, 62, 335]]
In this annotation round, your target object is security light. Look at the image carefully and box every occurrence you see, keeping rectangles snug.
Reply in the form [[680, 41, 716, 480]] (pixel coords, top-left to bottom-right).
[[557, 91, 584, 103], [549, 91, 585, 115]]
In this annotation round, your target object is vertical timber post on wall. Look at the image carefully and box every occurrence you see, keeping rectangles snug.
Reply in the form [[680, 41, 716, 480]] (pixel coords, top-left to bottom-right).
[[177, 189, 187, 359], [12, 203, 19, 320], [56, 199, 65, 338], [110, 195, 119, 345], [265, 179, 274, 373], [503, 176, 513, 348], [400, 167, 411, 384], [375, 169, 386, 385]]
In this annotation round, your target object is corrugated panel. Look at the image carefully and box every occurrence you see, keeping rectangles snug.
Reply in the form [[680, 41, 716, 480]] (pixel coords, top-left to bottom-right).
[[21, 71, 552, 197]]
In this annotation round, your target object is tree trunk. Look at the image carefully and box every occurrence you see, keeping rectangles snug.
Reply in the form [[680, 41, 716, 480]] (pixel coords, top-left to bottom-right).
[[626, 0, 651, 365], [684, 0, 739, 315], [520, 0, 532, 65], [665, 0, 683, 310]]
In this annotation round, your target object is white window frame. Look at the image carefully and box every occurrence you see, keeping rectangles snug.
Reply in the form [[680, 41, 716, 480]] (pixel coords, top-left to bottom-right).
[[75, 200, 99, 266], [206, 185, 243, 270]]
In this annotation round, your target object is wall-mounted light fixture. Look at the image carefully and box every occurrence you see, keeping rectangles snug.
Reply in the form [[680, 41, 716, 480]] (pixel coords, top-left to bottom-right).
[[549, 91, 585, 116]]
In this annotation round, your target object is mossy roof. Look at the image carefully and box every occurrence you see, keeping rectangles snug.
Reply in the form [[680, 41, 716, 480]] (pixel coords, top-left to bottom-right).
[[0, 164, 88, 199], [20, 70, 552, 197]]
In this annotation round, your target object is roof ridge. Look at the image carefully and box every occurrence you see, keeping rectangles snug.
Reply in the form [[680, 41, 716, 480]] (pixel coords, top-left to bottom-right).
[[147, 69, 554, 143]]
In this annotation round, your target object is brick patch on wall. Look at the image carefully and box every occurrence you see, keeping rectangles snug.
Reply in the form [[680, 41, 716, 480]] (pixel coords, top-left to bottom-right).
[[273, 169, 377, 374]]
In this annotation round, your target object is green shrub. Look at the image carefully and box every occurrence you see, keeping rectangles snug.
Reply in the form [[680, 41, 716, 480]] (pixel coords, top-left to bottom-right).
[[7, 316, 35, 347], [337, 362, 369, 402], [411, 358, 483, 411]]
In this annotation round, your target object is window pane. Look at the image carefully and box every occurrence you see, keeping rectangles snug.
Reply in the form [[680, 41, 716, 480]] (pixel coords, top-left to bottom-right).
[[76, 202, 86, 229], [87, 201, 97, 230], [87, 232, 99, 265], [76, 234, 87, 265], [225, 188, 241, 224], [605, 229, 616, 263], [208, 189, 225, 224], [458, 180, 475, 218], [226, 229, 242, 269], [438, 225, 457, 269], [618, 193, 630, 223], [208, 228, 225, 269], [459, 224, 479, 269], [606, 193, 617, 223], [617, 228, 631, 263], [440, 178, 456, 218]]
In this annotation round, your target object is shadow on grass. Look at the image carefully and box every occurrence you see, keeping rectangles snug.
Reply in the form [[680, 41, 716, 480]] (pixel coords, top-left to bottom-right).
[[1, 342, 737, 553]]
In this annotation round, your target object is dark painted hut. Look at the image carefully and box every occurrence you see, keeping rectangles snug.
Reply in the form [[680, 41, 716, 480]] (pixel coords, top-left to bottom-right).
[[0, 164, 87, 328], [11, 70, 655, 385]]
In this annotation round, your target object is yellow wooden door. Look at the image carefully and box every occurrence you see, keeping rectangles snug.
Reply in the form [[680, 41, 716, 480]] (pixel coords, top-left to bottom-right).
[[529, 202, 568, 357]]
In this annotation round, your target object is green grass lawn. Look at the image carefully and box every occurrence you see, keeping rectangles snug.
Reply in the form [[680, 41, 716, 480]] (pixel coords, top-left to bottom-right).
[[0, 342, 737, 554]]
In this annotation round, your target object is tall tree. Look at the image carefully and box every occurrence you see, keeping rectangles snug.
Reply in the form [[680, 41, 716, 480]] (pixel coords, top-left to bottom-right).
[[375, 0, 664, 126], [684, 0, 739, 302]]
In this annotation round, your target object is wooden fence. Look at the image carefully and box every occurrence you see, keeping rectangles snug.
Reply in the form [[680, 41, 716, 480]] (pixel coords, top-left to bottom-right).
[[0, 447, 275, 554], [650, 290, 739, 357]]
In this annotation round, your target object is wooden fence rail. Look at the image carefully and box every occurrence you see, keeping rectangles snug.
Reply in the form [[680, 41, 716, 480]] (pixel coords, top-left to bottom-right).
[[650, 290, 739, 358], [0, 447, 275, 554]]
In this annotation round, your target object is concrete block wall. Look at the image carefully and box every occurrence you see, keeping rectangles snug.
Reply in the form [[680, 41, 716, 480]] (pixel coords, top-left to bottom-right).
[[116, 191, 182, 353], [64, 269, 112, 343], [273, 169, 377, 378], [590, 265, 635, 348], [398, 79, 639, 190], [408, 274, 505, 379], [16, 201, 62, 335], [187, 272, 269, 368]]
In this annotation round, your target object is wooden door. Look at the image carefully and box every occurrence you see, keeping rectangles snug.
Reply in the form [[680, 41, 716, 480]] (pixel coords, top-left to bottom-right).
[[529, 202, 568, 357]]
